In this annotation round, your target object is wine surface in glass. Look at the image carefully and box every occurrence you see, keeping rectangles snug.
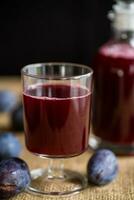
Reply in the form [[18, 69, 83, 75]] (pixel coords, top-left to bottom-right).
[[23, 84, 91, 157]]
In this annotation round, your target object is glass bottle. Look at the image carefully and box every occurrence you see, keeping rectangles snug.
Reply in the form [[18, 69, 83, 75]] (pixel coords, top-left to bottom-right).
[[90, 0, 134, 155]]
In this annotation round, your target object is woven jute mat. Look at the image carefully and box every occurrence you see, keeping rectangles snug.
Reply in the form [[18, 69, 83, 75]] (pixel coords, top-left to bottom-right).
[[1, 77, 133, 200], [9, 134, 134, 200]]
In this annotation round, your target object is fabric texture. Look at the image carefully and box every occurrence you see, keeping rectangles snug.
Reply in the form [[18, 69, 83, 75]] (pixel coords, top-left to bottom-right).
[[10, 135, 134, 200], [1, 77, 133, 200]]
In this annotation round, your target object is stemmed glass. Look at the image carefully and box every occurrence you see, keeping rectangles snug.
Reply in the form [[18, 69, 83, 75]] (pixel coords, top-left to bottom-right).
[[21, 63, 93, 196]]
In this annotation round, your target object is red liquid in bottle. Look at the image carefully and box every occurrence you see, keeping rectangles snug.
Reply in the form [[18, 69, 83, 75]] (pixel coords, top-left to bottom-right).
[[23, 84, 91, 157], [92, 42, 134, 144]]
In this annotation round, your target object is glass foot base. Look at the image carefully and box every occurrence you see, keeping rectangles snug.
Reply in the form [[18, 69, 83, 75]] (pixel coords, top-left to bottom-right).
[[89, 135, 134, 155], [27, 168, 87, 196]]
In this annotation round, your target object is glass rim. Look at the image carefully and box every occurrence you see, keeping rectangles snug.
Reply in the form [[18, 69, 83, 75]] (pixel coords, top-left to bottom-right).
[[21, 62, 93, 80]]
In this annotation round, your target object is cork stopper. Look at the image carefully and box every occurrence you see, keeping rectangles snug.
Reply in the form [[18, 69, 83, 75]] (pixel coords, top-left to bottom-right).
[[108, 0, 134, 31]]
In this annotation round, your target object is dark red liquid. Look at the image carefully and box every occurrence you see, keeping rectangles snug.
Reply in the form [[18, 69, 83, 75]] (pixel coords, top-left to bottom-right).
[[92, 42, 134, 144], [23, 84, 91, 157]]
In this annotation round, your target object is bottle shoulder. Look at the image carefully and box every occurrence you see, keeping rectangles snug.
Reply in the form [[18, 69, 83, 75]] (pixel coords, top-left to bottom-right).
[[93, 40, 134, 72], [98, 40, 134, 60]]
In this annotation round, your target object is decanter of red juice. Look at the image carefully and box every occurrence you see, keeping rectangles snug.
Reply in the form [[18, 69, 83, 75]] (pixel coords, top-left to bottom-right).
[[90, 0, 134, 155]]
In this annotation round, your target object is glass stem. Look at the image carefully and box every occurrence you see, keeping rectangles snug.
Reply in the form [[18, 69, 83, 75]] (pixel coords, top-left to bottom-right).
[[47, 159, 64, 179]]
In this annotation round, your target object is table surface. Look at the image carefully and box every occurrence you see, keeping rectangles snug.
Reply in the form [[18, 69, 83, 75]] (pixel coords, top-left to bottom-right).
[[0, 76, 134, 200]]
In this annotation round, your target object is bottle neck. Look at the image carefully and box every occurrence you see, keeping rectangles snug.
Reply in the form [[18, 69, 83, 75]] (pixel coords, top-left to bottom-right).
[[112, 28, 134, 46], [108, 1, 134, 46]]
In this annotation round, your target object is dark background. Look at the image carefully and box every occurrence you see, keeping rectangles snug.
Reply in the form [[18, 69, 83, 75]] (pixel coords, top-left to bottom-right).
[[0, 0, 113, 75]]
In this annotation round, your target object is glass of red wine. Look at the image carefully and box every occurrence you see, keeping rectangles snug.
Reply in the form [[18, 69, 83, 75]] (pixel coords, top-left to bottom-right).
[[21, 63, 93, 196]]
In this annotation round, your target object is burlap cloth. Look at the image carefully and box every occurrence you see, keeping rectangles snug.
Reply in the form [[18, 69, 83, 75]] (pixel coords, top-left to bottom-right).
[[0, 77, 134, 200], [9, 134, 134, 200]]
